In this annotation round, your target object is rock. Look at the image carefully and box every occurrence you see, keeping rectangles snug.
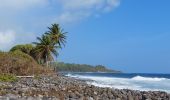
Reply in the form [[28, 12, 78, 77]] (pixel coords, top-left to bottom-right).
[[134, 96, 139, 100], [27, 96, 35, 100], [121, 94, 127, 100], [116, 98, 121, 100], [88, 97, 94, 100], [143, 94, 150, 99], [121, 90, 127, 95], [42, 96, 49, 100], [5, 94, 18, 100], [69, 93, 76, 98], [0, 75, 170, 100], [145, 99, 152, 100], [62, 88, 66, 91], [38, 94, 43, 98], [108, 92, 114, 99], [94, 91, 97, 95], [128, 93, 134, 100], [157, 98, 162, 100]]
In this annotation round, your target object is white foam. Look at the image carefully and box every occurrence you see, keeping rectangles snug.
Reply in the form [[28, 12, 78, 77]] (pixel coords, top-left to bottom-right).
[[132, 76, 166, 81], [66, 74, 170, 93]]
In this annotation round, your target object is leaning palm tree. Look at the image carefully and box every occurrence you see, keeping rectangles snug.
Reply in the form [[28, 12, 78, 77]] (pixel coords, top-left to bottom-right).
[[33, 34, 59, 64], [46, 24, 67, 48]]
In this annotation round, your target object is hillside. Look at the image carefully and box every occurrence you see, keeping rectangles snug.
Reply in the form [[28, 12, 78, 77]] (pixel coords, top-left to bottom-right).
[[49, 62, 121, 73], [0, 51, 53, 76]]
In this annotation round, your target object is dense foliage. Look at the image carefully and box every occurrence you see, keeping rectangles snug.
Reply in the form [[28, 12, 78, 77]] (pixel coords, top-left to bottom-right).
[[0, 51, 52, 75], [8, 24, 67, 66], [0, 23, 67, 76], [10, 44, 35, 55], [0, 23, 121, 76], [46, 24, 67, 48], [33, 24, 67, 64], [50, 62, 121, 73], [33, 35, 59, 64]]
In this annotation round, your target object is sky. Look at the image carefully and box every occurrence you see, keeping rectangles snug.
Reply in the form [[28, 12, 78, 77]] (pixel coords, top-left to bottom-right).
[[0, 0, 170, 73]]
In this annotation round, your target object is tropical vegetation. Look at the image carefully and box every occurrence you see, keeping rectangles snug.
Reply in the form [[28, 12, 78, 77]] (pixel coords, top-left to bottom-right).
[[0, 51, 52, 75], [49, 62, 121, 73], [0, 23, 119, 76], [0, 74, 17, 82], [33, 35, 58, 64], [9, 23, 67, 65], [10, 44, 35, 56], [0, 23, 66, 76], [45, 24, 67, 47]]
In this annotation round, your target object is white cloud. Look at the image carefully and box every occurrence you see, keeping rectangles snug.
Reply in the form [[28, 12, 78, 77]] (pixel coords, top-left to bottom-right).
[[55, 11, 91, 24], [0, 0, 120, 25], [56, 0, 120, 24], [0, 0, 48, 11], [0, 30, 37, 51], [0, 0, 121, 50], [0, 31, 16, 50], [103, 0, 120, 12], [59, 0, 103, 10]]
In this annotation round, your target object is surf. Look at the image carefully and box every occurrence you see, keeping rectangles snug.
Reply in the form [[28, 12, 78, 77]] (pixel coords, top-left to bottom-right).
[[65, 73, 170, 93]]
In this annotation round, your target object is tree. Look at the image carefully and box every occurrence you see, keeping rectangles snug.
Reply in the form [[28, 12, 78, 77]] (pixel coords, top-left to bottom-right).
[[10, 44, 35, 56], [32, 23, 67, 65], [46, 24, 67, 48], [33, 35, 59, 64]]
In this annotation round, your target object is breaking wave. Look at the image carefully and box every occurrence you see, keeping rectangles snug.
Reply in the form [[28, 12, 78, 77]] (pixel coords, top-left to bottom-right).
[[66, 73, 170, 93]]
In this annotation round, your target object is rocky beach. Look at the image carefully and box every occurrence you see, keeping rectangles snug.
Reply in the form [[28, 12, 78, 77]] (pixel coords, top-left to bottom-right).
[[0, 74, 170, 100]]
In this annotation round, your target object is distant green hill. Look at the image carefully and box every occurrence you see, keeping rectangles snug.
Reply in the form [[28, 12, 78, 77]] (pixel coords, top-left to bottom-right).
[[49, 62, 121, 73]]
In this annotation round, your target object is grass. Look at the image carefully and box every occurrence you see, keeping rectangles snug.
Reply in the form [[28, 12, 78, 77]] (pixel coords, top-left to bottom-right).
[[0, 74, 17, 82], [0, 51, 53, 76]]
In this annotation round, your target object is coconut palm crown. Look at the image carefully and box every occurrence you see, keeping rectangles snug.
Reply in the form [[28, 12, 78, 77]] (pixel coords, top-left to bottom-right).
[[46, 24, 67, 48], [33, 34, 59, 64]]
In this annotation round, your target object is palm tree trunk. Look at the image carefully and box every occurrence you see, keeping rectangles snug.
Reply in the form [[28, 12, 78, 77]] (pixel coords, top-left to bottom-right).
[[45, 55, 48, 67]]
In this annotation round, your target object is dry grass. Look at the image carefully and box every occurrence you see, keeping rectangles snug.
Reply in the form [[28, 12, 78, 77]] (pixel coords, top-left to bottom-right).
[[0, 51, 53, 76]]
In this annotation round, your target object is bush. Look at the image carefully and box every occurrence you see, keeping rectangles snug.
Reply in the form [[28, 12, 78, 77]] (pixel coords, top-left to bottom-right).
[[0, 51, 53, 76], [0, 74, 17, 82], [10, 44, 35, 55]]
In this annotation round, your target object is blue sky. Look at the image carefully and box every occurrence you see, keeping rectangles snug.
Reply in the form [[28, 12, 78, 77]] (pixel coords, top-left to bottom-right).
[[0, 0, 170, 73]]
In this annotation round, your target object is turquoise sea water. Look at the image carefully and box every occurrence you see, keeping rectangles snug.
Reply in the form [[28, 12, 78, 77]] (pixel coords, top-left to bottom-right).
[[65, 72, 170, 93]]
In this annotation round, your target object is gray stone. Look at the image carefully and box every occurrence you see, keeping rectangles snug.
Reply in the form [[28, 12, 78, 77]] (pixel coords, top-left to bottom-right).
[[5, 94, 18, 100], [88, 97, 94, 100], [116, 98, 121, 100], [27, 97, 35, 100]]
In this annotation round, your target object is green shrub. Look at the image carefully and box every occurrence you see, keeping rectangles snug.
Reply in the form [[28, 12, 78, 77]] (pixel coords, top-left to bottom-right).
[[10, 44, 35, 55], [0, 74, 17, 82], [0, 51, 53, 76]]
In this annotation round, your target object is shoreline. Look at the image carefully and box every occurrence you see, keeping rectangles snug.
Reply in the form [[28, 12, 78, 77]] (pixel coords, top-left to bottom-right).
[[0, 74, 170, 100]]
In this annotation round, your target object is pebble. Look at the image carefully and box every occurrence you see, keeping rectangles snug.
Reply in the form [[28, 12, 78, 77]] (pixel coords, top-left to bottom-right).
[[0, 75, 169, 100]]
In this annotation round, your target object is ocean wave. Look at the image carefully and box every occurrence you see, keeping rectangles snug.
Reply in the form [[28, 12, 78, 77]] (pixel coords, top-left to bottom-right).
[[131, 75, 167, 81], [65, 73, 170, 93]]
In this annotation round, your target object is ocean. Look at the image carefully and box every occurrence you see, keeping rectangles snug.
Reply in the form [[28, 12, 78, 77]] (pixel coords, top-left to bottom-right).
[[64, 72, 170, 93]]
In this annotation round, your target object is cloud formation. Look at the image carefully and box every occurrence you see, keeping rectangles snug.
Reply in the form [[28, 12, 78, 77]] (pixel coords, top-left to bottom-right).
[[56, 0, 120, 24], [0, 0, 120, 50], [0, 31, 16, 50], [0, 0, 47, 11]]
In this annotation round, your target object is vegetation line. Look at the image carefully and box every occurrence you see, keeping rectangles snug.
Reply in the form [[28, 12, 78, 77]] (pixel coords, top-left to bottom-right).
[[0, 23, 66, 76]]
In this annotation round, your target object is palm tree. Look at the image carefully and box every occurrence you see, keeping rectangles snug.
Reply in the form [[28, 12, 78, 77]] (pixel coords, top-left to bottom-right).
[[46, 24, 67, 48], [33, 34, 59, 64]]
